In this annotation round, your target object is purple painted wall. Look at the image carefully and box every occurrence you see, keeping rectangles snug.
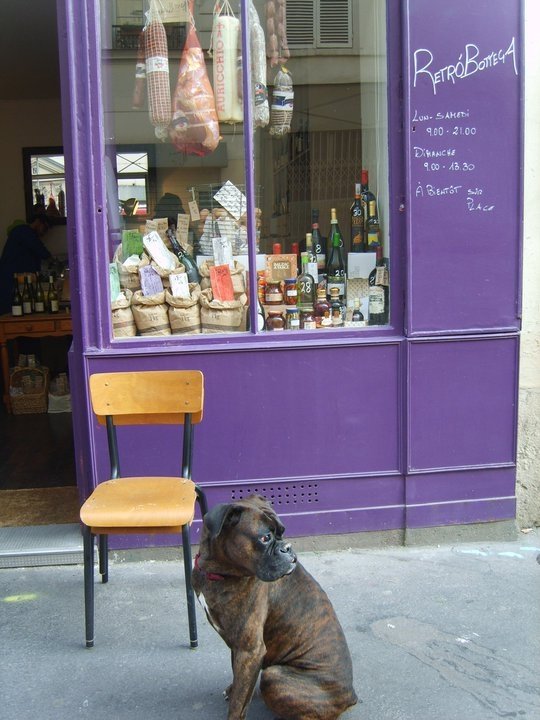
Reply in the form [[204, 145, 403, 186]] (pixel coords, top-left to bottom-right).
[[56, 0, 522, 545], [405, 0, 522, 335]]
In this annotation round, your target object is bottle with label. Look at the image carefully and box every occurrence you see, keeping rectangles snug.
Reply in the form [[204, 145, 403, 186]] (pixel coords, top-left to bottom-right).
[[351, 183, 366, 252], [311, 208, 325, 275], [314, 287, 330, 328], [361, 169, 377, 227], [325, 208, 346, 300], [329, 287, 345, 327], [351, 298, 365, 327], [291, 241, 301, 275], [167, 228, 201, 284], [368, 247, 389, 325], [285, 306, 300, 330], [47, 275, 60, 313], [22, 275, 33, 314], [34, 276, 45, 313], [297, 253, 316, 309], [305, 233, 318, 283], [366, 200, 381, 250], [11, 274, 23, 316]]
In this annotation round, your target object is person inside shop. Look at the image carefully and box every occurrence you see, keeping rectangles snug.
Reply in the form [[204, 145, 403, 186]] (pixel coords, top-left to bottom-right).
[[0, 212, 51, 315], [154, 192, 185, 228]]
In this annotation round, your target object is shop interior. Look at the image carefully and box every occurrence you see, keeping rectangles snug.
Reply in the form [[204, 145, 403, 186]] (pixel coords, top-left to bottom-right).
[[0, 0, 77, 529]]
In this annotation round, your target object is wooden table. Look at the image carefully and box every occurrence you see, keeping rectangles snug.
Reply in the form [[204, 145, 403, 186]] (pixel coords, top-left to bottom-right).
[[0, 312, 73, 413]]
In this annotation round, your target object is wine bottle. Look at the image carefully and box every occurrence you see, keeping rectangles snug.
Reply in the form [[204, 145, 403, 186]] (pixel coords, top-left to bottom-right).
[[167, 229, 201, 284], [368, 247, 389, 325], [297, 253, 316, 309], [366, 200, 381, 250], [329, 287, 345, 327], [325, 208, 346, 300], [47, 275, 59, 313], [311, 208, 325, 274], [351, 297, 365, 327], [305, 233, 318, 283], [11, 274, 23, 316], [22, 275, 33, 315], [351, 183, 365, 252], [34, 276, 45, 313], [361, 169, 377, 227], [314, 287, 331, 328]]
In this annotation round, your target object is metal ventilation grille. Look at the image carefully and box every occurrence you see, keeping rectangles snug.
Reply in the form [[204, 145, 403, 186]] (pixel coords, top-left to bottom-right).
[[318, 0, 352, 47], [287, 0, 351, 48], [230, 483, 320, 506]]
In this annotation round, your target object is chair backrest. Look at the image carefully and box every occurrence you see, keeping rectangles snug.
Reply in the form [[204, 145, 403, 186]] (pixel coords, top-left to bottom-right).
[[89, 370, 204, 426]]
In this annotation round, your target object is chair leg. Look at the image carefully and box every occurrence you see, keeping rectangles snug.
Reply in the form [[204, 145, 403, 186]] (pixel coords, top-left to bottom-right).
[[82, 525, 95, 648], [98, 534, 109, 583], [182, 524, 198, 649]]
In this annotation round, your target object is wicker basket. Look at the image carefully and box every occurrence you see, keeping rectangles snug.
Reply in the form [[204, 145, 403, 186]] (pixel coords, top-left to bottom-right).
[[9, 366, 49, 415]]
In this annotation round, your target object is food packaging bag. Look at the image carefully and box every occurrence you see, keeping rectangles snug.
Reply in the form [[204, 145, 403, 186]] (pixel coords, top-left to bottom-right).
[[113, 246, 150, 292], [199, 260, 246, 298], [111, 289, 137, 338], [131, 290, 171, 336], [166, 284, 202, 334], [199, 288, 247, 333]]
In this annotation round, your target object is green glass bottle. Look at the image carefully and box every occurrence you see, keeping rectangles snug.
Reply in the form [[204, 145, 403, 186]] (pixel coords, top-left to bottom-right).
[[325, 208, 346, 300]]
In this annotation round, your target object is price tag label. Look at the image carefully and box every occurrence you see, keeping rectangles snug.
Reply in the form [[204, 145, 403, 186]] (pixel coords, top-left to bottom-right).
[[188, 200, 200, 221], [176, 214, 190, 248], [213, 181, 247, 221], [158, 0, 189, 23], [169, 272, 190, 299]]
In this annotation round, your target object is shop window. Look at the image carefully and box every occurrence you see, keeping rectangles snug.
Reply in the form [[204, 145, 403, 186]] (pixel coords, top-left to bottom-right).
[[22, 147, 67, 224], [100, 0, 390, 340]]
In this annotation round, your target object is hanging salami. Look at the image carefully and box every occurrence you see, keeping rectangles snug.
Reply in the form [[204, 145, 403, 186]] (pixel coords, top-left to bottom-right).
[[210, 1, 243, 124], [144, 1, 172, 140], [169, 0, 220, 156], [249, 0, 269, 128], [266, 0, 290, 67]]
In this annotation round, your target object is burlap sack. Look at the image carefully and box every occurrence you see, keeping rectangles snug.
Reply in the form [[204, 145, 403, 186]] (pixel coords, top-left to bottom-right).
[[166, 284, 202, 334], [199, 260, 246, 298], [131, 290, 171, 336], [111, 289, 137, 338], [113, 246, 150, 292], [199, 289, 247, 333]]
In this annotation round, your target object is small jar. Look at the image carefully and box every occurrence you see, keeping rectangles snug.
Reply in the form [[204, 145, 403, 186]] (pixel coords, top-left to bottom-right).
[[266, 310, 285, 331], [284, 278, 298, 305], [300, 306, 316, 330], [286, 306, 300, 330], [265, 280, 283, 305]]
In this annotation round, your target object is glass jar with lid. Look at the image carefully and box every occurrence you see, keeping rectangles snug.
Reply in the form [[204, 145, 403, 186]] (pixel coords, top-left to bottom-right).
[[285, 306, 300, 330], [283, 278, 298, 305], [266, 310, 286, 331], [265, 280, 283, 305], [300, 306, 316, 330]]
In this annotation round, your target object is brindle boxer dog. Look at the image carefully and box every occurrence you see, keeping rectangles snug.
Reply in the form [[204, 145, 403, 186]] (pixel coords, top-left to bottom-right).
[[192, 494, 357, 720]]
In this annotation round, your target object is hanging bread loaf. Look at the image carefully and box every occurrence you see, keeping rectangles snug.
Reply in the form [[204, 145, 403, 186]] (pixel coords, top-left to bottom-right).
[[144, 3, 172, 140], [169, 0, 220, 156], [210, 1, 243, 124]]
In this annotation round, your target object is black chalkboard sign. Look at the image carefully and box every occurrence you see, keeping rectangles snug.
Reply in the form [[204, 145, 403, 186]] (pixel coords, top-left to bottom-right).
[[405, 0, 522, 335]]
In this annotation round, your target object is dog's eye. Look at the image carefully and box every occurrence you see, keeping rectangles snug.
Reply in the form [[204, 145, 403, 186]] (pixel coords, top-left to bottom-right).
[[259, 532, 272, 544]]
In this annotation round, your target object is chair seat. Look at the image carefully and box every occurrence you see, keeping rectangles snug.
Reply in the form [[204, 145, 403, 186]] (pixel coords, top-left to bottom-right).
[[80, 477, 197, 529]]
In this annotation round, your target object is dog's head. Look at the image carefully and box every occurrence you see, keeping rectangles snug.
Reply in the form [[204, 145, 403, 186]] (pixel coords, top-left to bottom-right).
[[201, 494, 297, 581]]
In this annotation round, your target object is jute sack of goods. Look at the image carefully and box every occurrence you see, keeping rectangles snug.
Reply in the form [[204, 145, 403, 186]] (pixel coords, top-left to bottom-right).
[[131, 290, 171, 336], [199, 260, 246, 299], [111, 289, 137, 338], [149, 250, 181, 288], [113, 247, 150, 291], [199, 288, 247, 333], [209, 0, 243, 124], [166, 283, 202, 334]]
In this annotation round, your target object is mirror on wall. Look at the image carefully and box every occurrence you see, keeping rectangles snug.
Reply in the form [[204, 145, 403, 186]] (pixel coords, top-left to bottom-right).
[[23, 146, 67, 224]]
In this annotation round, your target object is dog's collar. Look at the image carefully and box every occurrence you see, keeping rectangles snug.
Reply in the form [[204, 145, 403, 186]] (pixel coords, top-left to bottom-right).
[[194, 552, 226, 581]]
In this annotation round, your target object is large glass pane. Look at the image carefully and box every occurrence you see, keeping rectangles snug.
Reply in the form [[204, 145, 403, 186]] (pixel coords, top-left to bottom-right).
[[252, 0, 390, 331], [101, 0, 250, 338]]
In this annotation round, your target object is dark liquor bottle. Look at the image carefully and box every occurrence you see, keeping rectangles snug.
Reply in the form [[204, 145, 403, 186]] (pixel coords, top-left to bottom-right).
[[361, 169, 376, 227], [34, 276, 45, 313], [325, 208, 346, 300], [305, 233, 318, 283], [47, 275, 59, 313], [11, 274, 23, 316], [351, 183, 366, 252], [351, 298, 365, 327], [22, 275, 33, 314], [366, 200, 381, 250], [311, 209, 325, 275], [297, 253, 316, 309], [368, 247, 389, 325], [329, 287, 345, 327], [167, 228, 201, 284], [314, 287, 331, 328]]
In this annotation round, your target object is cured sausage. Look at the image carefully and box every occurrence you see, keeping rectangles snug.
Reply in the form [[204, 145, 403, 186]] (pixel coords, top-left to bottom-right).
[[210, 1, 243, 124], [144, 4, 171, 139]]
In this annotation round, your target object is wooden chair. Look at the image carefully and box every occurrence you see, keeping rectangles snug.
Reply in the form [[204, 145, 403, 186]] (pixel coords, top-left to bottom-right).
[[80, 370, 207, 649]]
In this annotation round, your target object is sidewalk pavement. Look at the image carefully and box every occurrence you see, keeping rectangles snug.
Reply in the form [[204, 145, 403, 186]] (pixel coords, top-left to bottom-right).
[[1, 530, 539, 720]]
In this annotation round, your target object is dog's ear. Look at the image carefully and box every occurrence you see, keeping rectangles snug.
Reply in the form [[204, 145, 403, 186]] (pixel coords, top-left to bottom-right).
[[204, 503, 243, 539]]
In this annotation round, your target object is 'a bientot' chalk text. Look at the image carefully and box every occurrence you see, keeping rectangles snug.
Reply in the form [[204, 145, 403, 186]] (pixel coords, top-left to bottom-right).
[[413, 38, 518, 95]]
